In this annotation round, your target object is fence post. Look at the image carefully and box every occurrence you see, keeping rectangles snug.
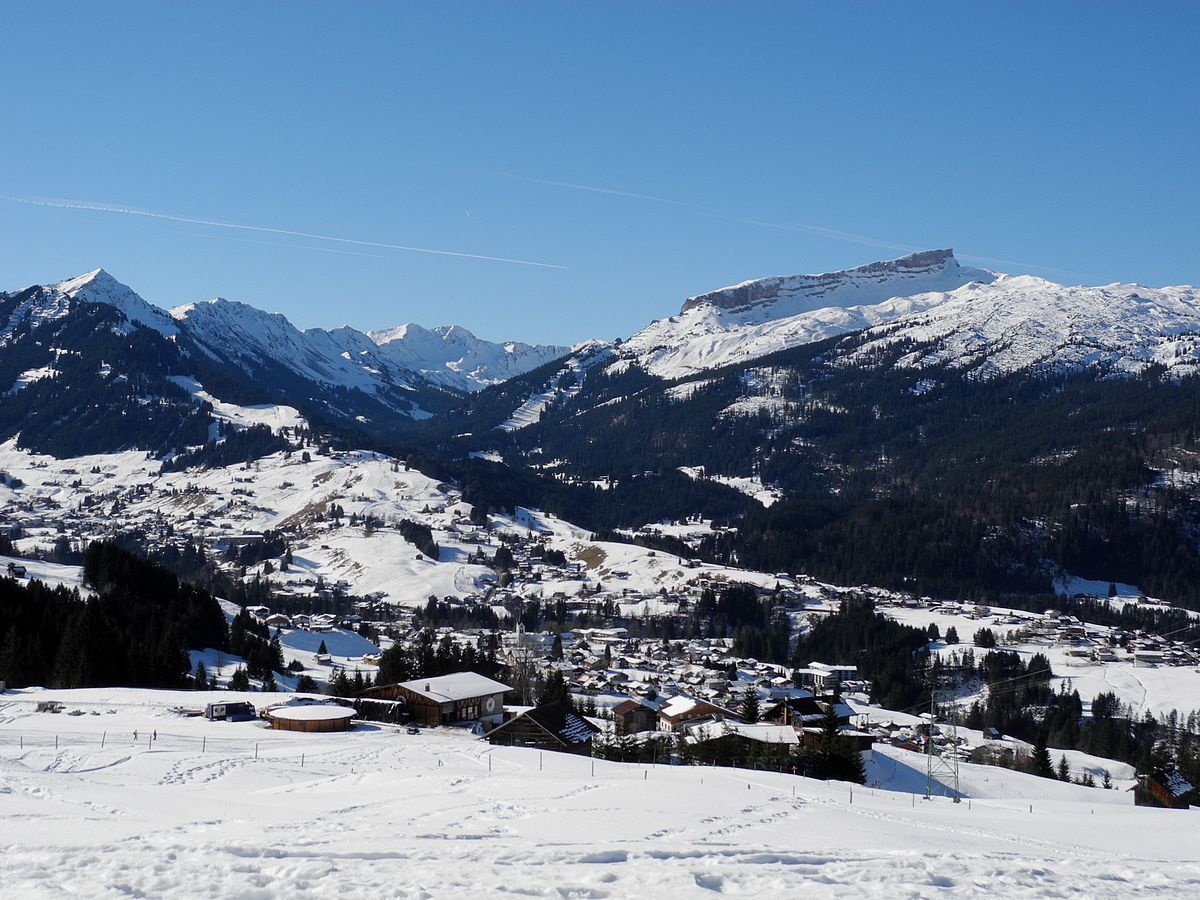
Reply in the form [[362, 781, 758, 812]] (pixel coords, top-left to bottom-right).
[[202, 736, 206, 753], [101, 731, 106, 749], [55, 735, 58, 749], [301, 754, 305, 768], [255, 743, 259, 760]]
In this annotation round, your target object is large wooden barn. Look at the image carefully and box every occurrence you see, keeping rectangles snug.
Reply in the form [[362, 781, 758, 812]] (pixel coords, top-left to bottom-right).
[[363, 672, 512, 725]]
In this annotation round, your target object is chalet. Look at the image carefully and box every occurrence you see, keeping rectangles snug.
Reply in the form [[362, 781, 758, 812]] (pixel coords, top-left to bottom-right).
[[263, 614, 291, 629], [485, 700, 600, 755], [1134, 769, 1196, 809], [6, 562, 26, 578], [612, 698, 658, 735], [763, 695, 853, 728], [658, 696, 737, 733], [363, 672, 511, 725]]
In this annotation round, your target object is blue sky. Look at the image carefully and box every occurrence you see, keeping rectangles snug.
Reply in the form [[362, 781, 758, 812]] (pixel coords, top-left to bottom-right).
[[2, 3, 1197, 345]]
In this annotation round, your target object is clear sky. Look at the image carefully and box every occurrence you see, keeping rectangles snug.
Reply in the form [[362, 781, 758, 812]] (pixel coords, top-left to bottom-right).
[[2, 3, 1197, 345]]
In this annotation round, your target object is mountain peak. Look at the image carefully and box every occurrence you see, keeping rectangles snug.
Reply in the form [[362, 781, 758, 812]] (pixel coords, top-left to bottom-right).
[[51, 268, 179, 337], [54, 267, 122, 296]]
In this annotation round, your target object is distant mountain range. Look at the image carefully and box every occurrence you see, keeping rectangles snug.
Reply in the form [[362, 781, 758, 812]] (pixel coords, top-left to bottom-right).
[[5, 251, 1200, 605], [28, 267, 571, 397]]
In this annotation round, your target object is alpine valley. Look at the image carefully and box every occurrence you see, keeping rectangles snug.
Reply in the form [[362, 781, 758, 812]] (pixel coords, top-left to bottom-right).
[[5, 250, 1200, 609], [6, 250, 1200, 896]]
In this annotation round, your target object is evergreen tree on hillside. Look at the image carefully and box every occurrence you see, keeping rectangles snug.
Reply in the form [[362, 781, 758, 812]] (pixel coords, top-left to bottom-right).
[[1031, 734, 1055, 778], [739, 685, 760, 723]]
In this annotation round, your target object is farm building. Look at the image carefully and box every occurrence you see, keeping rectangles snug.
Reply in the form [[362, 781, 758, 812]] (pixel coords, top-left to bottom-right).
[[266, 703, 355, 733], [485, 700, 600, 755], [612, 698, 658, 735], [362, 672, 511, 725], [682, 722, 800, 766]]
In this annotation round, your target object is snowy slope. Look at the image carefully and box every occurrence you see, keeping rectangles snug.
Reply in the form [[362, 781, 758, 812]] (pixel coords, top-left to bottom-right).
[[851, 274, 1200, 378], [497, 342, 612, 431], [369, 322, 570, 392], [621, 250, 995, 378], [2, 686, 1199, 898]]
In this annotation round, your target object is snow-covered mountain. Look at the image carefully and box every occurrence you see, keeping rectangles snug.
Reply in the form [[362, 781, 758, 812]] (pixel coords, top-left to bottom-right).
[[850, 274, 1200, 379], [368, 322, 569, 392], [620, 250, 996, 378], [619, 249, 1200, 382], [3, 269, 569, 403]]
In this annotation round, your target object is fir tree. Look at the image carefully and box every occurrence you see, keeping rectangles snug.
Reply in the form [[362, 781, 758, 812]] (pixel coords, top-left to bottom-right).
[[739, 685, 760, 723], [1031, 734, 1055, 778]]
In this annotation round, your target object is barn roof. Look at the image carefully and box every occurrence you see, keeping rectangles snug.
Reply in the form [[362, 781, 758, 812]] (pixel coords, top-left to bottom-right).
[[398, 672, 512, 703], [489, 700, 600, 747]]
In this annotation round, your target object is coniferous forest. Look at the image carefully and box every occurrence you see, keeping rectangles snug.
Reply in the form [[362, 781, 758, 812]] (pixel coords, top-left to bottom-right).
[[0, 543, 228, 689]]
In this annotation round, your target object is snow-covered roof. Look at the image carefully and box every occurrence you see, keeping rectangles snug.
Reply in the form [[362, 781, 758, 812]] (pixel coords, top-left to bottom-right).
[[398, 672, 512, 703], [726, 723, 799, 745], [268, 704, 355, 722]]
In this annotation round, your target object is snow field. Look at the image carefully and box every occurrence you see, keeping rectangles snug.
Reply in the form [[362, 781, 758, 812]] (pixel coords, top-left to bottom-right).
[[2, 688, 1199, 898]]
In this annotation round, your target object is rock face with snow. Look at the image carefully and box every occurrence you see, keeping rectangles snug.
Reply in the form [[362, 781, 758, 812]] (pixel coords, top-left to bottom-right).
[[621, 250, 996, 378], [619, 249, 1200, 381]]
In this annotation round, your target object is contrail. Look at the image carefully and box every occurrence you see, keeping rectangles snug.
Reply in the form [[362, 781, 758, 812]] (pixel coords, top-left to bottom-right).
[[503, 173, 1081, 278], [1, 195, 568, 270]]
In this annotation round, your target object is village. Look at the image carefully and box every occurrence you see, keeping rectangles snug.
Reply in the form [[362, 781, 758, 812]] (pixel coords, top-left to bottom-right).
[[3, 439, 1200, 808]]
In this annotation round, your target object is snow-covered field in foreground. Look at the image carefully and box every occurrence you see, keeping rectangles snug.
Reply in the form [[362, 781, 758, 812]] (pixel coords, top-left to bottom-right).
[[3, 689, 1199, 898]]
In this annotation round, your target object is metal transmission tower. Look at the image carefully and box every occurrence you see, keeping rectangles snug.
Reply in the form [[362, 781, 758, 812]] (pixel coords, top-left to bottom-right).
[[924, 680, 962, 802]]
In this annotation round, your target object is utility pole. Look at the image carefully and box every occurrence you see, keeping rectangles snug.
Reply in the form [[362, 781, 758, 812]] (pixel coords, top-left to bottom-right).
[[925, 680, 961, 803]]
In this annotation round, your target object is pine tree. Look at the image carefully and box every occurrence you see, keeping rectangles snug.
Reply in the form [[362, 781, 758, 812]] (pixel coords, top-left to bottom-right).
[[229, 667, 251, 691], [1031, 734, 1055, 778], [551, 632, 564, 661], [317, 639, 328, 655], [194, 660, 208, 689], [945, 626, 960, 645], [739, 685, 760, 723], [1057, 754, 1070, 781]]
